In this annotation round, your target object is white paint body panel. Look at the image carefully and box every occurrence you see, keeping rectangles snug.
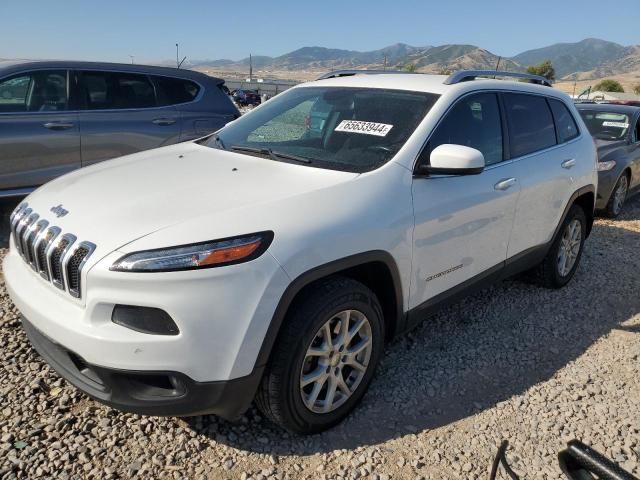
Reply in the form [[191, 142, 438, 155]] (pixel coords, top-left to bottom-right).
[[3, 74, 597, 384]]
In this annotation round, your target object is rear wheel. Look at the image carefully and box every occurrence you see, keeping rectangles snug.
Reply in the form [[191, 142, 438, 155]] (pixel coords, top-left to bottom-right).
[[605, 173, 629, 218], [255, 277, 384, 434], [533, 204, 586, 289]]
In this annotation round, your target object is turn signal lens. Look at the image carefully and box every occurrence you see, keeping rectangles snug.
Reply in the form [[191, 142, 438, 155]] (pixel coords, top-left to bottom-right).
[[597, 160, 616, 171], [110, 232, 273, 272]]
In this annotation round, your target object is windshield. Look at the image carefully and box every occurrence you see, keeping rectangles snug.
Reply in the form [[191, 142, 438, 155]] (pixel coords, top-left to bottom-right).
[[208, 86, 439, 172], [578, 110, 631, 141]]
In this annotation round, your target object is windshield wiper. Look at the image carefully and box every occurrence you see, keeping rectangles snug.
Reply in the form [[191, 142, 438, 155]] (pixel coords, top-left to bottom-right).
[[230, 145, 311, 164]]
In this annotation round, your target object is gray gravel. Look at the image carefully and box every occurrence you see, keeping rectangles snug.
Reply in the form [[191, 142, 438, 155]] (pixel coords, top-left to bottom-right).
[[1, 197, 640, 479]]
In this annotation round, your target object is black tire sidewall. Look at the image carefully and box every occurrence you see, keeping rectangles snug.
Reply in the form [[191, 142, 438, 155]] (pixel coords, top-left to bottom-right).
[[280, 283, 384, 433]]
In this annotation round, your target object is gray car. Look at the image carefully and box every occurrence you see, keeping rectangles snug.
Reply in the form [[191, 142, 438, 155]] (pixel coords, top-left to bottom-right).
[[0, 61, 239, 197], [576, 103, 640, 217]]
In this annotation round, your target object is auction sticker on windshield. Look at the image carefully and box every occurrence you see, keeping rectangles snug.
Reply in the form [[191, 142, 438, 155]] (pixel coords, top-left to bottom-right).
[[335, 120, 393, 137], [602, 121, 629, 128]]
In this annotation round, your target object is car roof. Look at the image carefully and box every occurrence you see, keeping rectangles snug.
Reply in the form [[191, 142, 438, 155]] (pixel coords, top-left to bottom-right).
[[0, 60, 223, 83], [575, 103, 640, 115], [301, 72, 569, 100]]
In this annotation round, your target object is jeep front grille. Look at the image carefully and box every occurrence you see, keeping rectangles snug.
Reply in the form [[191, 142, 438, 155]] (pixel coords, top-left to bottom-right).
[[9, 203, 96, 299]]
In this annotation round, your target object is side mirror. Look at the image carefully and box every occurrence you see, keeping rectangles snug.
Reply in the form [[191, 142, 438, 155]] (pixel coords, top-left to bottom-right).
[[416, 144, 485, 176]]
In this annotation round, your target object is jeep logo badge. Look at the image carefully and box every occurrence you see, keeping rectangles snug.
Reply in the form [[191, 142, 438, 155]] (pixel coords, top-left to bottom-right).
[[50, 204, 69, 218]]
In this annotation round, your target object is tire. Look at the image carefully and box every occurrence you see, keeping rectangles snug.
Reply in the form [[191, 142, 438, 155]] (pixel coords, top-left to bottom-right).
[[605, 173, 629, 218], [255, 276, 385, 434], [532, 204, 586, 289]]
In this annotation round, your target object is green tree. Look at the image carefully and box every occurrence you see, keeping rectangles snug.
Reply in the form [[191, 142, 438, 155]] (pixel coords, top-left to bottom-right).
[[593, 79, 625, 93], [526, 60, 556, 82], [634, 84, 640, 95], [404, 62, 418, 73]]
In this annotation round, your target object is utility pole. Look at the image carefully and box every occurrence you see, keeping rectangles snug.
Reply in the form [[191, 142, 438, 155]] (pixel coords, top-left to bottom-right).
[[383, 54, 387, 71], [572, 81, 577, 98], [175, 43, 187, 69], [129, 55, 134, 64], [249, 53, 253, 82]]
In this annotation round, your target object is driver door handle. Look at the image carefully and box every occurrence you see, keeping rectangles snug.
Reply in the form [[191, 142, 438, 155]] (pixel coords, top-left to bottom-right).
[[43, 122, 74, 130], [561, 158, 577, 169], [494, 178, 517, 191], [152, 118, 176, 126]]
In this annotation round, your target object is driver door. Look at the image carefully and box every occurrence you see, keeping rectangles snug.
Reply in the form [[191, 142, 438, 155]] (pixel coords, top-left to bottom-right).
[[410, 92, 520, 311]]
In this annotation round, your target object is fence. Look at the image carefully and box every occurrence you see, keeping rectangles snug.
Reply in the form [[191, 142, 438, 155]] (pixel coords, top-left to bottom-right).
[[222, 79, 300, 98]]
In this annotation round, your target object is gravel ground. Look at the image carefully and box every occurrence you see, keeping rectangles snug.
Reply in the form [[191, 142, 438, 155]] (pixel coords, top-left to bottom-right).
[[1, 197, 639, 479]]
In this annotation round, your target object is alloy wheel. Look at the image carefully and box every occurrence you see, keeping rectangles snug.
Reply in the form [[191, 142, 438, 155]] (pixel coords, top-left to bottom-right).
[[612, 176, 628, 216], [557, 219, 582, 277], [300, 310, 373, 414]]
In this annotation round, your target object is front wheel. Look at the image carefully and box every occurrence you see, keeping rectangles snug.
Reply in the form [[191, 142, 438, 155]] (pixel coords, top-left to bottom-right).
[[533, 204, 587, 289], [255, 277, 384, 434], [605, 174, 629, 218]]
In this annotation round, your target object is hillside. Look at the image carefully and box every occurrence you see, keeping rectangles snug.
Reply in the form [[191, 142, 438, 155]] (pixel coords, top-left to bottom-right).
[[190, 38, 640, 85]]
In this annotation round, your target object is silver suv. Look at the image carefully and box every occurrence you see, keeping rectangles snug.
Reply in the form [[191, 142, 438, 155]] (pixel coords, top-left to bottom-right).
[[0, 61, 239, 197]]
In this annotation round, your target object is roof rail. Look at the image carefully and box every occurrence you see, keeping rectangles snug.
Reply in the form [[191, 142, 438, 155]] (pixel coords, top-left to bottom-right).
[[444, 70, 552, 87], [316, 69, 411, 80]]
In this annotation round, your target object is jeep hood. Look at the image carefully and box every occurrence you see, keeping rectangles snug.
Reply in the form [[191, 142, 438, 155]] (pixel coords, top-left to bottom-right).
[[22, 143, 357, 258]]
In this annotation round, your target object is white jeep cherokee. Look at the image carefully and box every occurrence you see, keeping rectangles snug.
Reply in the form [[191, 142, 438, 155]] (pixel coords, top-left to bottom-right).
[[4, 70, 597, 434]]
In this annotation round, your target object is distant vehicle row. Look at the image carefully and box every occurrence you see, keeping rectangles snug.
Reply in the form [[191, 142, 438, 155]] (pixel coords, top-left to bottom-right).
[[0, 61, 239, 196]]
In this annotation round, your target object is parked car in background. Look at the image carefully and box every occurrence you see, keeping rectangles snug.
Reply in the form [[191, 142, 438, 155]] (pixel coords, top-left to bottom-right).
[[576, 103, 640, 217], [232, 89, 261, 106], [5, 70, 596, 434], [0, 61, 239, 197]]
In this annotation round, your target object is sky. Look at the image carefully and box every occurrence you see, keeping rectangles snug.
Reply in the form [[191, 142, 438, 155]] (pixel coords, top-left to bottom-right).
[[2, 0, 639, 64]]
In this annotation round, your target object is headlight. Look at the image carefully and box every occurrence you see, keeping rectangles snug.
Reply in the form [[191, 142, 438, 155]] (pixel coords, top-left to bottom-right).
[[597, 160, 616, 171], [110, 231, 273, 272]]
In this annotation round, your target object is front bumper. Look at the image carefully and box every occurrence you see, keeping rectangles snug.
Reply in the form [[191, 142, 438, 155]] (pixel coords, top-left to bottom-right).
[[22, 317, 262, 418], [4, 240, 290, 384]]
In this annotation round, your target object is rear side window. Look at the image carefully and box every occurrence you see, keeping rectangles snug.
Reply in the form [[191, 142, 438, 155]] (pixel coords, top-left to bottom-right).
[[81, 71, 156, 110], [0, 70, 68, 113], [428, 92, 504, 165], [153, 76, 200, 106], [504, 93, 556, 157], [549, 99, 579, 143]]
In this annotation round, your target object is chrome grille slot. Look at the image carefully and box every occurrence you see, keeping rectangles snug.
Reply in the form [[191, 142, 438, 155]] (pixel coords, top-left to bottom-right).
[[35, 226, 61, 280], [10, 204, 96, 299], [13, 208, 33, 256], [19, 212, 39, 259], [66, 242, 96, 298], [49, 234, 76, 290], [25, 220, 49, 270]]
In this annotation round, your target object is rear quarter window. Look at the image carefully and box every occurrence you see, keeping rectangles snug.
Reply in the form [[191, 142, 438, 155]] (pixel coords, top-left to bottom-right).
[[153, 76, 200, 106], [503, 93, 557, 157], [549, 99, 579, 143]]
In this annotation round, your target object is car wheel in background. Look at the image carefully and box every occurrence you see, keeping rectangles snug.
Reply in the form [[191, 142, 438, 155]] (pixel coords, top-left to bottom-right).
[[256, 277, 384, 434], [605, 173, 629, 218], [533, 204, 586, 289]]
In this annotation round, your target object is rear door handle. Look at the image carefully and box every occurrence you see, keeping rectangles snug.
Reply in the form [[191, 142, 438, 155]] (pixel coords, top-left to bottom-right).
[[43, 122, 74, 130], [561, 158, 577, 169], [494, 177, 517, 191], [152, 118, 176, 126]]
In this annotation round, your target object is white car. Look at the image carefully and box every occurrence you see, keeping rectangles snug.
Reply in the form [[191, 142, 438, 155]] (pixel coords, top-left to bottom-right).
[[4, 70, 597, 434]]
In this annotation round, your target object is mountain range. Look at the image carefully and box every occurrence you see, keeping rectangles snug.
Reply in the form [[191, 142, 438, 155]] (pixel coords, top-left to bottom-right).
[[186, 38, 640, 81]]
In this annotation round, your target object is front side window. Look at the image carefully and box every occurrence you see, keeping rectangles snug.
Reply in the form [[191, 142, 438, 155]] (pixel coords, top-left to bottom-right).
[[549, 99, 579, 143], [153, 76, 199, 106], [209, 86, 439, 173], [82, 71, 156, 110], [427, 92, 504, 166], [578, 110, 632, 141], [504, 93, 557, 157], [0, 70, 67, 113]]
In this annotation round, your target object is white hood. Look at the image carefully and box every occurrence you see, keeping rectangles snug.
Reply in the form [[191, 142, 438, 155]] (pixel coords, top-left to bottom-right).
[[24, 142, 357, 259]]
